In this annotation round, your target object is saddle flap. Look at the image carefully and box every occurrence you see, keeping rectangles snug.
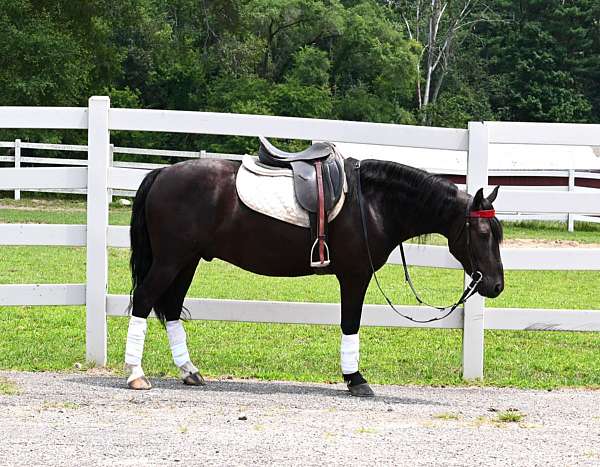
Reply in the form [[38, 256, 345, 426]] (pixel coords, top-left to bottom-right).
[[290, 161, 317, 211], [291, 155, 345, 213]]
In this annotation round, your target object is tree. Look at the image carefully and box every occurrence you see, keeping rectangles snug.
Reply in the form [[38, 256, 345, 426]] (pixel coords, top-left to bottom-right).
[[242, 0, 345, 80], [0, 1, 92, 106], [391, 0, 501, 123], [480, 0, 596, 122], [331, 1, 419, 123]]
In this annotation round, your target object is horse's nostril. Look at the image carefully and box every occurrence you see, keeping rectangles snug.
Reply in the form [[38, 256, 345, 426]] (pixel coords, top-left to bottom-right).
[[494, 283, 503, 293]]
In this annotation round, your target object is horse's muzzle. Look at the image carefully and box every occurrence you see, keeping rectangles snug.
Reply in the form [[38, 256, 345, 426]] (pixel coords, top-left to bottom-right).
[[478, 278, 504, 298]]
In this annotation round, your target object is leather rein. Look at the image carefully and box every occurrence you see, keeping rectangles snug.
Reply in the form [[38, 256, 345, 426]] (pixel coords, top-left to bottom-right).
[[355, 161, 492, 324]]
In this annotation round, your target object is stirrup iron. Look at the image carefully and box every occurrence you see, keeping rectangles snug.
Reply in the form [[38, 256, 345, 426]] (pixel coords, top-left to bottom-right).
[[310, 238, 330, 268]]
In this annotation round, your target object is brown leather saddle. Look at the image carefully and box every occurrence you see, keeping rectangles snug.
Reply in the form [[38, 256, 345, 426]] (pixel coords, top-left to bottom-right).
[[257, 136, 345, 269]]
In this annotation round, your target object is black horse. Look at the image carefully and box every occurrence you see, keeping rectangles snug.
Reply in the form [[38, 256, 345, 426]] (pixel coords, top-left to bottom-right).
[[124, 151, 504, 396]]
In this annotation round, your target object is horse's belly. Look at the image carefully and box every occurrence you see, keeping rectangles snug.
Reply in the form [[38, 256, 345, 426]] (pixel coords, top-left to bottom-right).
[[216, 255, 315, 277], [214, 235, 316, 277], [212, 208, 320, 277]]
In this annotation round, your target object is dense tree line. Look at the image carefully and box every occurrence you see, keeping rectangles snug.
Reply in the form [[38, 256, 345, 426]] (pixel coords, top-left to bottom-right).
[[0, 0, 598, 152]]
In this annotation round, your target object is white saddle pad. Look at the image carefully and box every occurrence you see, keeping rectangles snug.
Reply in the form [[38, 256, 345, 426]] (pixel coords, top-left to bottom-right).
[[236, 154, 346, 228]]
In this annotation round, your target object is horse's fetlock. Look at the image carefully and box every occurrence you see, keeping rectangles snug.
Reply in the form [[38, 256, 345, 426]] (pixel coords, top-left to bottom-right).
[[343, 371, 367, 386], [178, 361, 199, 378]]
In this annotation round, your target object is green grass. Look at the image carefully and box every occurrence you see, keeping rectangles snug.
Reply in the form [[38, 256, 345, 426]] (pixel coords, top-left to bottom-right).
[[1, 196, 600, 389], [433, 412, 461, 420], [1, 247, 599, 388], [0, 197, 131, 226], [496, 409, 525, 423], [0, 377, 20, 395]]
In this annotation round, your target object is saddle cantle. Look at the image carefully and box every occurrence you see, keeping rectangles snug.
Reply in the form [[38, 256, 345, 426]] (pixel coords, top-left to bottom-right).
[[256, 137, 345, 269]]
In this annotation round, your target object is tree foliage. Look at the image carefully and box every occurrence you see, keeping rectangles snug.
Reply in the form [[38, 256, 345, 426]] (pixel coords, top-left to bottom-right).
[[479, 0, 598, 123], [0, 0, 598, 152]]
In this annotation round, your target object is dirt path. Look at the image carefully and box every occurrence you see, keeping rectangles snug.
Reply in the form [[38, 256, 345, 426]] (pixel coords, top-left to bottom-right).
[[1, 371, 599, 466], [503, 238, 600, 248]]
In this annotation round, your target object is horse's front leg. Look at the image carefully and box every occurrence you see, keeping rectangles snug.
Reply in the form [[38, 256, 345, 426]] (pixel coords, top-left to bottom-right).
[[337, 274, 374, 397]]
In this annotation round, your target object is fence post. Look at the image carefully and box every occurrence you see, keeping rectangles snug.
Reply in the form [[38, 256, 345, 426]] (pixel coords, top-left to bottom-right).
[[14, 139, 21, 201], [108, 144, 114, 204], [462, 122, 489, 380], [86, 96, 110, 365], [567, 169, 575, 232]]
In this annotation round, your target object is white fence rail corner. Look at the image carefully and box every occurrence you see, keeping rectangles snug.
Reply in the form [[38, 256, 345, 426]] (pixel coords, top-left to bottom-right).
[[1, 98, 599, 380]]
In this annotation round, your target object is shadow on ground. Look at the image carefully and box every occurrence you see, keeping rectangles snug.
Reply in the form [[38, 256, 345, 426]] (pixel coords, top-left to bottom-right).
[[65, 373, 445, 406]]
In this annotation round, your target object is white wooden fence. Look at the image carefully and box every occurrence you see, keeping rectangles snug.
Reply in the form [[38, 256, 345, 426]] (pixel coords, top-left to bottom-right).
[[0, 140, 241, 199], [3, 140, 599, 231], [1, 97, 600, 379]]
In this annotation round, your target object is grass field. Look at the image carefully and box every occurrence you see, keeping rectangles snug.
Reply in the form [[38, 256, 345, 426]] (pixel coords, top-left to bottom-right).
[[1, 195, 599, 389]]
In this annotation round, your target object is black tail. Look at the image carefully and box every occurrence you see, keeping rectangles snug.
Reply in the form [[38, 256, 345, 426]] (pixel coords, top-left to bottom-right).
[[129, 168, 163, 308]]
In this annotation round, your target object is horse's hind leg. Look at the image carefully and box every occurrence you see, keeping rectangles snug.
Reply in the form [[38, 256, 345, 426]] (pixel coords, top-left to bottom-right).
[[154, 258, 205, 386], [125, 260, 184, 390]]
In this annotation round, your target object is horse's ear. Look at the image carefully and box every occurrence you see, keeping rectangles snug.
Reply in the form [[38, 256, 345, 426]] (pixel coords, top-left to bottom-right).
[[472, 188, 484, 209], [487, 185, 500, 204]]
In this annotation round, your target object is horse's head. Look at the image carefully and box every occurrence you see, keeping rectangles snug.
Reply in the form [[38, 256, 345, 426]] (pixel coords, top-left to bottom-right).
[[449, 186, 504, 298]]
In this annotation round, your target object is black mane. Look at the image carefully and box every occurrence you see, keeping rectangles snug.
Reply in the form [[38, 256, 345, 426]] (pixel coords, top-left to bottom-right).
[[359, 159, 461, 234], [359, 159, 503, 243]]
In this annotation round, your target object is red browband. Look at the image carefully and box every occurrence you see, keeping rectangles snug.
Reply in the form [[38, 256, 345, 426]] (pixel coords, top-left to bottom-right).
[[469, 209, 496, 218]]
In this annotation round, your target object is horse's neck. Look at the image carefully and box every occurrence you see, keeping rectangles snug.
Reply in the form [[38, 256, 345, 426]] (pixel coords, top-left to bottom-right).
[[374, 181, 467, 242]]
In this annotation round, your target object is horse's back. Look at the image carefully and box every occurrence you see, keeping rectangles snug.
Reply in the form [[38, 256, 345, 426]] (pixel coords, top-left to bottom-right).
[[143, 158, 317, 275], [143, 158, 239, 253]]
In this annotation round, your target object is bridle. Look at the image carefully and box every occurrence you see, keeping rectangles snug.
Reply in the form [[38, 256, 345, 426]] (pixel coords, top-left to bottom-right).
[[355, 161, 495, 324], [463, 207, 496, 280]]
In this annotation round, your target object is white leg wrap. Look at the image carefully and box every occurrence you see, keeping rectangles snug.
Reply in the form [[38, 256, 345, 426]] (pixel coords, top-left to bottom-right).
[[340, 333, 359, 374], [166, 320, 192, 368], [125, 316, 147, 367]]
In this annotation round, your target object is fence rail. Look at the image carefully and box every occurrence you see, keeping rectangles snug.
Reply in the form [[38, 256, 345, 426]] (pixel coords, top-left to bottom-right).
[[3, 139, 598, 227], [1, 97, 599, 380]]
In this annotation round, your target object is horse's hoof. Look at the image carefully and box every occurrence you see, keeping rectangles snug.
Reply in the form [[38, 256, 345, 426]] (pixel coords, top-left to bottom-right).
[[183, 372, 205, 386], [348, 383, 375, 397], [127, 376, 152, 390]]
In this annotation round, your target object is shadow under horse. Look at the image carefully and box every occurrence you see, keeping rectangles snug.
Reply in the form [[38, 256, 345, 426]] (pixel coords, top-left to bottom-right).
[[124, 140, 504, 396]]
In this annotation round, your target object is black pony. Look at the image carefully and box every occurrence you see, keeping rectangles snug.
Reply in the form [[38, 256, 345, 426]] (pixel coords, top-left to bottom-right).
[[126, 155, 504, 396]]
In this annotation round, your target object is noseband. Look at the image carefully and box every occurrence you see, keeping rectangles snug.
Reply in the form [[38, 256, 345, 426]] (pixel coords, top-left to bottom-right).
[[355, 161, 493, 324]]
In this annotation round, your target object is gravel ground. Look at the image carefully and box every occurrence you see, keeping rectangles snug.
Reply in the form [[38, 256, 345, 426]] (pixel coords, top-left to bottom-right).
[[1, 371, 599, 466]]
